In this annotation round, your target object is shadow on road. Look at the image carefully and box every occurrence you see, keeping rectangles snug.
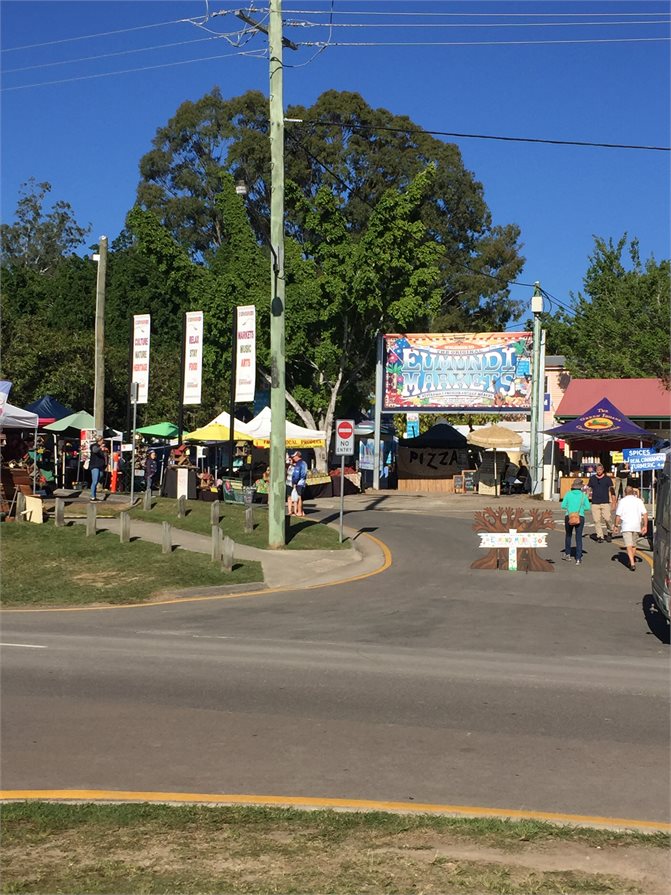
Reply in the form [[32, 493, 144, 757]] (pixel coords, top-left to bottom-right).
[[642, 594, 670, 644]]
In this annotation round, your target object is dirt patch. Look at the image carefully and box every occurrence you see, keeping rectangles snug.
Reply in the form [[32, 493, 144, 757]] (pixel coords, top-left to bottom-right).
[[71, 571, 146, 588], [4, 823, 668, 894]]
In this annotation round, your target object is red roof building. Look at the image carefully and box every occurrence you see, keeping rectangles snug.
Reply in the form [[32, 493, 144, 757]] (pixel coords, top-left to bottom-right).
[[556, 379, 671, 431]]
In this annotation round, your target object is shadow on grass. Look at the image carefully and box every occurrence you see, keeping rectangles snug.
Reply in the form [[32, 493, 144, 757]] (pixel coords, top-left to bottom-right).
[[285, 518, 322, 544]]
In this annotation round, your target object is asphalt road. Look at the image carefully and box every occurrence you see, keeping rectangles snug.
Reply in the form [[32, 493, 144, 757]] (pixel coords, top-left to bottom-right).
[[2, 508, 669, 823]]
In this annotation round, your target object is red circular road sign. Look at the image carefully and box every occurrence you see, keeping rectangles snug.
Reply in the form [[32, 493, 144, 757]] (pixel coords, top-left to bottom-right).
[[337, 420, 354, 439]]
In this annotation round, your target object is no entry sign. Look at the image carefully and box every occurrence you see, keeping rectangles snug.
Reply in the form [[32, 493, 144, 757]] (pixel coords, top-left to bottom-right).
[[335, 419, 355, 456]]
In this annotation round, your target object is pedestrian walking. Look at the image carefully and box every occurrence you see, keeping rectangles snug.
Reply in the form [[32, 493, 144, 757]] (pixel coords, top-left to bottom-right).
[[286, 455, 296, 515], [613, 486, 648, 572], [144, 450, 158, 493], [88, 442, 106, 501], [561, 479, 591, 565], [588, 464, 616, 542]]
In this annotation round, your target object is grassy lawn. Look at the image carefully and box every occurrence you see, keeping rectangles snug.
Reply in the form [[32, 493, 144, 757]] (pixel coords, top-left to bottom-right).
[[1, 523, 263, 606], [126, 497, 348, 551], [1, 802, 667, 895]]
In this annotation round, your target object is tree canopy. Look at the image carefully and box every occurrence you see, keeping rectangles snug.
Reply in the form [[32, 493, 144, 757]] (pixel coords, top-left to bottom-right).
[[137, 88, 525, 331], [542, 236, 669, 382]]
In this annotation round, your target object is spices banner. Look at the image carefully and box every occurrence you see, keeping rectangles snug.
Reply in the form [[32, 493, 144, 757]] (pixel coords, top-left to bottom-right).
[[235, 305, 256, 403], [384, 333, 533, 412], [132, 314, 151, 404], [183, 311, 203, 405]]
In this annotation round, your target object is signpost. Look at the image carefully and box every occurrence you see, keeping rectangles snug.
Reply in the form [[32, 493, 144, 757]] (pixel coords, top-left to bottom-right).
[[335, 419, 355, 543], [627, 453, 665, 471], [477, 529, 548, 572]]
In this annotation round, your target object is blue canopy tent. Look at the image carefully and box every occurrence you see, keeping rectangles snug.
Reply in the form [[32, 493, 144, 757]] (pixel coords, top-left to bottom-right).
[[25, 395, 73, 427], [545, 397, 655, 451]]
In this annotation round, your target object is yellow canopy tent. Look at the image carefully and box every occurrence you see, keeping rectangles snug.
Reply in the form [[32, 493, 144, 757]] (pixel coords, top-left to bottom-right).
[[183, 422, 252, 442]]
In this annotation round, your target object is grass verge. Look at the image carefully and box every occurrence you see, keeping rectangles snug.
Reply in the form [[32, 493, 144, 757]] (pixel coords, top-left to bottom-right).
[[2, 803, 668, 895], [1, 523, 263, 606]]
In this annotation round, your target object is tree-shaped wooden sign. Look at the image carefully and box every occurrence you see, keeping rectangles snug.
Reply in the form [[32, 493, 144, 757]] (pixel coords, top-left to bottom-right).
[[472, 506, 555, 572]]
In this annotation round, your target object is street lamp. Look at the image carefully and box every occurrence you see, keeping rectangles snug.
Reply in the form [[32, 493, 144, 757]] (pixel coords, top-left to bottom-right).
[[529, 283, 546, 496]]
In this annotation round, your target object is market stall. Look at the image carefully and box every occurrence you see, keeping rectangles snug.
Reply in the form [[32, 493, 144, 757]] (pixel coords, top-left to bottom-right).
[[467, 424, 523, 498], [545, 397, 656, 497], [0, 402, 40, 502], [397, 422, 472, 493]]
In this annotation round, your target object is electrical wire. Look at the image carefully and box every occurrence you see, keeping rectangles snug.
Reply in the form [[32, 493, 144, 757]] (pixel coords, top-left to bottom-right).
[[284, 8, 670, 17], [284, 0, 335, 68], [2, 34, 240, 75], [301, 120, 670, 152], [1, 16, 202, 53], [286, 19, 671, 29], [300, 36, 671, 47], [0, 46, 267, 92]]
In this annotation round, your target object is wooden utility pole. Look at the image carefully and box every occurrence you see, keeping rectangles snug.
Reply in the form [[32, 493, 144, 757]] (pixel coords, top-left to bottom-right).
[[93, 236, 108, 433], [268, 0, 287, 548]]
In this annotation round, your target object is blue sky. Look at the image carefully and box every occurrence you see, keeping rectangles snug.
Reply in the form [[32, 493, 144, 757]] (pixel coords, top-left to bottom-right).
[[2, 0, 669, 322]]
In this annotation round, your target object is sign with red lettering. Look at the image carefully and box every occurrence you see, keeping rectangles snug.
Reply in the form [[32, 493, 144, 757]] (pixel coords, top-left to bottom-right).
[[183, 311, 203, 405], [235, 305, 256, 403], [132, 314, 151, 404]]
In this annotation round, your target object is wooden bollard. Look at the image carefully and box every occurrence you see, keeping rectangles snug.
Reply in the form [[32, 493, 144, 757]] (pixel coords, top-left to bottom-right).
[[221, 535, 234, 573], [54, 497, 65, 528], [210, 499, 220, 526], [177, 496, 186, 519], [244, 504, 254, 534], [211, 524, 222, 563], [162, 521, 172, 555], [86, 501, 97, 536], [16, 492, 26, 524], [143, 488, 152, 511], [119, 510, 131, 543]]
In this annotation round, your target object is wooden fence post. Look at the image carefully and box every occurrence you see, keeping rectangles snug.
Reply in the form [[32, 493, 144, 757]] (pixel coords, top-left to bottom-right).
[[143, 488, 152, 511], [221, 535, 234, 573], [211, 524, 222, 563], [162, 521, 172, 555], [86, 501, 97, 536], [210, 499, 220, 526], [119, 510, 131, 543], [16, 492, 26, 524], [54, 497, 65, 527], [177, 496, 186, 519], [244, 504, 254, 534]]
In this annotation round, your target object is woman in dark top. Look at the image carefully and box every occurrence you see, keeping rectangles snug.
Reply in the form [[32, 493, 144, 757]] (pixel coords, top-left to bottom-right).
[[88, 443, 106, 501]]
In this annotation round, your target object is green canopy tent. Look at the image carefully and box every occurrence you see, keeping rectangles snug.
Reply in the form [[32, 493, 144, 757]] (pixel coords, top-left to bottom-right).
[[136, 422, 179, 439], [43, 410, 96, 433]]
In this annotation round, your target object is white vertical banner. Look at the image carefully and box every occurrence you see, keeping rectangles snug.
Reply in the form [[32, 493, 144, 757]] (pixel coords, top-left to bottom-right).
[[132, 314, 151, 404], [183, 310, 204, 405], [235, 304, 256, 403]]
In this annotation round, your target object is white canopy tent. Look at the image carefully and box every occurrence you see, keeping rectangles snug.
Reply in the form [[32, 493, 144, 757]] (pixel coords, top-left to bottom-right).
[[0, 402, 39, 493], [0, 402, 39, 430], [245, 407, 326, 448]]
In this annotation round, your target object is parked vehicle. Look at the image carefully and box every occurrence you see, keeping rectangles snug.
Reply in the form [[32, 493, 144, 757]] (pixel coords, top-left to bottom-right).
[[652, 453, 670, 623]]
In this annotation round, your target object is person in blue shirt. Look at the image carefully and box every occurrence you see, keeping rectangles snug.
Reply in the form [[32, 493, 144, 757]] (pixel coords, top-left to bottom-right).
[[290, 451, 308, 517], [561, 479, 591, 565]]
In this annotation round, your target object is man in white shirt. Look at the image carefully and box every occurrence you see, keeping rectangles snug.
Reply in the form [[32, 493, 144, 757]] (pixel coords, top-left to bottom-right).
[[614, 486, 649, 572]]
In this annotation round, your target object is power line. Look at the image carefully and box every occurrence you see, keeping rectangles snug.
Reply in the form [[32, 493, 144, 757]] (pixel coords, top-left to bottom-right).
[[2, 34, 237, 75], [301, 36, 671, 47], [287, 19, 671, 29], [0, 16, 197, 53], [284, 8, 671, 16], [0, 46, 266, 93], [299, 120, 670, 152]]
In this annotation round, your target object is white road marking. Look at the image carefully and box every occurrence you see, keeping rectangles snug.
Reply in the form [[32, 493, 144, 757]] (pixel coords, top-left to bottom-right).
[[1, 642, 47, 649]]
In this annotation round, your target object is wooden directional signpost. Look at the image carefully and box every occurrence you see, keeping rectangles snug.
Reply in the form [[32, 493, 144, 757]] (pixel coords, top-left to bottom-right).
[[472, 507, 555, 572]]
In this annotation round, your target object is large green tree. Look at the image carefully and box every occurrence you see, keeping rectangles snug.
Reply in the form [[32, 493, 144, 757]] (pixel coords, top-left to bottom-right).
[[137, 88, 524, 330], [542, 236, 669, 381], [0, 178, 90, 274]]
